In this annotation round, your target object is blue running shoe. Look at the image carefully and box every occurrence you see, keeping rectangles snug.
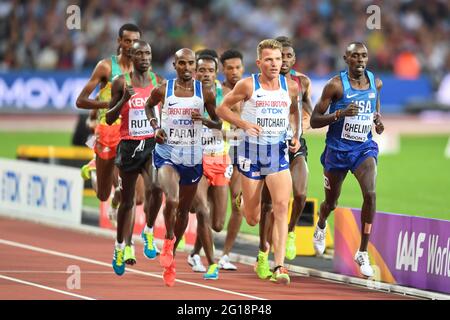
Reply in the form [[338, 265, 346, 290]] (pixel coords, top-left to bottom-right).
[[203, 264, 219, 280], [141, 229, 158, 260], [112, 245, 125, 276]]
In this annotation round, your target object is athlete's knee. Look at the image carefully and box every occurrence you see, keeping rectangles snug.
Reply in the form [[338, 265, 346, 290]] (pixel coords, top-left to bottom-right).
[[293, 192, 307, 207], [245, 214, 260, 226], [135, 193, 144, 206], [119, 200, 134, 213], [195, 206, 209, 224], [165, 196, 179, 210], [96, 190, 110, 202], [212, 219, 225, 233], [322, 199, 338, 212], [271, 199, 289, 216]]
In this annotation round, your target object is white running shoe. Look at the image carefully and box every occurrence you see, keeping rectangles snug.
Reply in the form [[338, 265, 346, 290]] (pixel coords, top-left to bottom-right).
[[354, 250, 374, 277], [218, 254, 237, 270], [187, 254, 206, 272], [108, 205, 118, 227], [313, 222, 327, 255]]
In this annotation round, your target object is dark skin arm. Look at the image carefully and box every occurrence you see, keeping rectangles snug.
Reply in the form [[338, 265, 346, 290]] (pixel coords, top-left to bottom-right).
[[191, 87, 222, 130], [105, 75, 135, 125], [374, 78, 384, 134], [310, 76, 359, 128], [145, 83, 166, 144], [76, 59, 111, 110], [287, 78, 300, 153]]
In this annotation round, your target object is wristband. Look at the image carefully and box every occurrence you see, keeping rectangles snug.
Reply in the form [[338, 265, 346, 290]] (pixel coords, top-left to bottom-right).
[[334, 109, 341, 121]]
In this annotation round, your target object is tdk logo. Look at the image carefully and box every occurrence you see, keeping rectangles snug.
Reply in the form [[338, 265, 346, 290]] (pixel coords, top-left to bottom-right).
[[27, 175, 47, 207], [1, 171, 21, 203], [53, 178, 72, 212]]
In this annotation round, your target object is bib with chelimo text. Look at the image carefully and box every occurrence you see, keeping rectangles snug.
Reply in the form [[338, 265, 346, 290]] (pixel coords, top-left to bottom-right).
[[341, 112, 373, 142]]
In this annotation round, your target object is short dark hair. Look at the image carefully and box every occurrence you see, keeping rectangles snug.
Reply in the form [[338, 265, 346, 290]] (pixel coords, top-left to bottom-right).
[[219, 49, 243, 66], [196, 54, 218, 71], [275, 36, 293, 48], [196, 48, 218, 59], [119, 23, 142, 38]]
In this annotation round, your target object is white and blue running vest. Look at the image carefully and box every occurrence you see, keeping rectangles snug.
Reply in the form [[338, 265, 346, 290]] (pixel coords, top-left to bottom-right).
[[241, 74, 291, 145], [155, 79, 204, 166], [326, 70, 378, 152]]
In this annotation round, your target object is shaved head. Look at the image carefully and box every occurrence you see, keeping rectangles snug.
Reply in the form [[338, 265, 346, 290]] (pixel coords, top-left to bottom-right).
[[345, 42, 367, 56], [175, 48, 195, 61]]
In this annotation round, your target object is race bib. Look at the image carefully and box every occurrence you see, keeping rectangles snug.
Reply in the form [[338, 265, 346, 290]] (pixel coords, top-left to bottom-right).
[[255, 106, 288, 137], [341, 113, 374, 142], [202, 126, 224, 155], [128, 109, 153, 137]]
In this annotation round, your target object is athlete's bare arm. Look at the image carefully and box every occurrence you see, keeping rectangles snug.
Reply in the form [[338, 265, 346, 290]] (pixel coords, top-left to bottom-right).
[[310, 76, 358, 128], [374, 78, 384, 134], [287, 78, 300, 152], [145, 84, 166, 143], [217, 78, 261, 136], [191, 87, 222, 130], [106, 76, 134, 125], [76, 59, 112, 110], [298, 73, 313, 116]]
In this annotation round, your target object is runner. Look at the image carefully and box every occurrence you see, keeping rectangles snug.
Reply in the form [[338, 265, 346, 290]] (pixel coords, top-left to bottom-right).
[[145, 48, 221, 286], [217, 39, 301, 284], [187, 53, 233, 280], [310, 42, 384, 278], [106, 40, 163, 275]]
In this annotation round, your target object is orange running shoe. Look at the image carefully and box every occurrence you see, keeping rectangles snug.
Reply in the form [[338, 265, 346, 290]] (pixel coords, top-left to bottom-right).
[[163, 260, 176, 287], [160, 237, 176, 268]]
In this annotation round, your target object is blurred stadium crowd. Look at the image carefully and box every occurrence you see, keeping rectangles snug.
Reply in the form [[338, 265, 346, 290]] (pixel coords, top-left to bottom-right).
[[1, 0, 449, 85]]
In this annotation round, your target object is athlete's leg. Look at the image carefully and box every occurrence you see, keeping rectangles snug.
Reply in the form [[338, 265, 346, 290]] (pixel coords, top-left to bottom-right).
[[116, 169, 138, 246], [317, 170, 347, 229], [173, 183, 199, 254], [288, 155, 308, 232], [191, 177, 214, 265], [240, 174, 265, 226], [141, 160, 163, 230], [265, 169, 292, 267], [259, 183, 273, 252], [209, 185, 228, 233], [95, 156, 116, 201], [222, 166, 243, 255], [353, 157, 377, 252], [158, 165, 180, 240], [135, 174, 145, 206]]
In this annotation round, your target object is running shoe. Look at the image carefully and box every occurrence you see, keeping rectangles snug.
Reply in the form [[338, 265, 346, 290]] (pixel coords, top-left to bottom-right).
[[203, 264, 219, 280], [255, 250, 272, 279], [80, 159, 96, 181], [354, 250, 374, 277], [235, 191, 243, 210], [270, 266, 290, 285], [141, 229, 158, 260], [163, 260, 176, 287], [285, 231, 297, 260], [218, 254, 237, 270], [112, 245, 125, 276], [124, 244, 136, 265], [187, 254, 206, 272], [313, 222, 327, 255], [160, 236, 176, 268]]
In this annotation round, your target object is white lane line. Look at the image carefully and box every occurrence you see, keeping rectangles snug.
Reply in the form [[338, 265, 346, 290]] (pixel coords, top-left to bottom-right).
[[0, 238, 266, 300], [0, 274, 95, 300]]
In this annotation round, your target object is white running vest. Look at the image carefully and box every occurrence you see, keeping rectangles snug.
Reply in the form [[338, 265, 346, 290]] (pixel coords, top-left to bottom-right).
[[241, 74, 291, 145], [155, 79, 204, 166]]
